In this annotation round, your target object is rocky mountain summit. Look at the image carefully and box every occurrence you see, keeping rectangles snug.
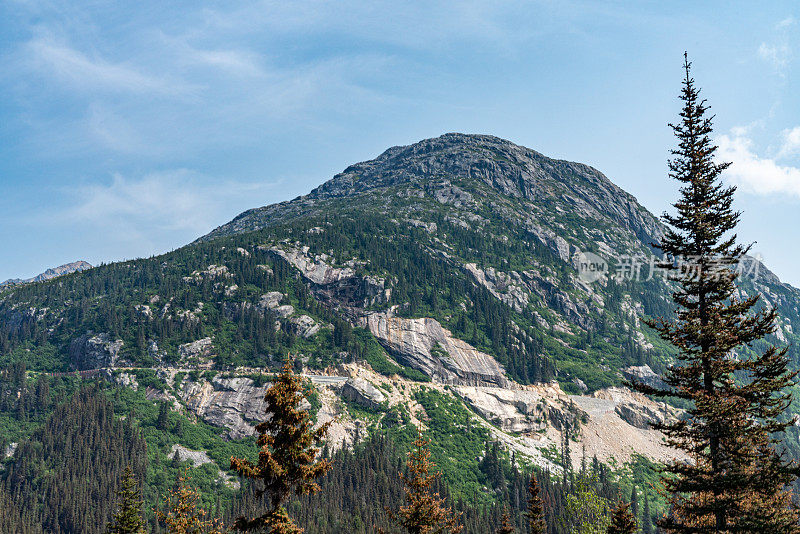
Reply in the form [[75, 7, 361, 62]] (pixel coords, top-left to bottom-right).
[[203, 134, 662, 261], [4, 133, 800, 483]]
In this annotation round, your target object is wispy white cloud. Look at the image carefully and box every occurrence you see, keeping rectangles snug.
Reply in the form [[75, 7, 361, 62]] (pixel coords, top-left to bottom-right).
[[52, 170, 280, 240], [10, 20, 401, 159], [758, 42, 791, 74], [757, 17, 794, 76], [717, 128, 800, 198], [190, 48, 263, 76], [26, 36, 192, 95], [87, 103, 150, 154], [197, 1, 548, 57], [179, 45, 265, 78]]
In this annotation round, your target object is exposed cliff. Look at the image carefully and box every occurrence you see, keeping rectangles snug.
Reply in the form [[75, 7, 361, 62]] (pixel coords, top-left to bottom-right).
[[361, 312, 508, 387]]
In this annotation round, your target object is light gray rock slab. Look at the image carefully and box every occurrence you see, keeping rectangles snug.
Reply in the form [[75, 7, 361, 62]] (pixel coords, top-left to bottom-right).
[[361, 312, 508, 387]]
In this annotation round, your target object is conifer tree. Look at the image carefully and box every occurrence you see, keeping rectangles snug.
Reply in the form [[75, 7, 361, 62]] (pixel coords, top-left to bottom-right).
[[230, 357, 331, 533], [632, 53, 800, 532], [526, 475, 546, 534], [387, 431, 463, 534], [607, 501, 637, 534], [629, 486, 638, 524], [158, 470, 225, 534], [156, 401, 170, 431], [107, 466, 147, 534], [561, 426, 571, 486], [495, 507, 515, 534], [641, 495, 653, 534]]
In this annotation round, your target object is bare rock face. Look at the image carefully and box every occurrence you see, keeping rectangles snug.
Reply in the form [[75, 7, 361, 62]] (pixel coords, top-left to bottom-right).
[[178, 376, 270, 439], [178, 338, 215, 368], [182, 264, 233, 284], [170, 444, 213, 467], [177, 375, 316, 439], [134, 304, 152, 319], [266, 246, 390, 307], [361, 312, 508, 387], [148, 339, 166, 364], [258, 292, 293, 316], [145, 386, 182, 411], [464, 263, 529, 312], [454, 386, 553, 433], [1, 260, 92, 289], [586, 387, 678, 430], [573, 378, 588, 393], [614, 401, 666, 429], [69, 333, 125, 370], [115, 372, 139, 391], [289, 314, 321, 338], [268, 246, 355, 285], [622, 365, 664, 390], [169, 444, 240, 489], [341, 378, 386, 410]]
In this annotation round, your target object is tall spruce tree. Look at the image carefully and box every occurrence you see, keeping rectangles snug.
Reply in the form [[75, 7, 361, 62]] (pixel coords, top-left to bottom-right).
[[158, 470, 225, 534], [230, 357, 331, 533], [386, 431, 463, 534], [641, 495, 653, 534], [607, 501, 637, 534], [495, 507, 515, 534], [629, 486, 639, 524], [106, 466, 147, 534], [526, 475, 547, 534], [633, 53, 800, 532]]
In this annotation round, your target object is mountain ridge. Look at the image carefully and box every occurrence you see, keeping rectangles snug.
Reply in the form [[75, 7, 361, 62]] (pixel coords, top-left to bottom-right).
[[199, 132, 797, 308], [201, 133, 663, 250], [0, 260, 92, 289]]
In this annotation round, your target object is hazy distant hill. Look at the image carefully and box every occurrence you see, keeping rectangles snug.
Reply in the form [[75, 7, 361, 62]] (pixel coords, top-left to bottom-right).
[[0, 260, 92, 289]]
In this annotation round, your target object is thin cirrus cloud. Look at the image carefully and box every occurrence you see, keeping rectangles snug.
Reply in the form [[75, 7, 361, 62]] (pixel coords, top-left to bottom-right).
[[758, 42, 791, 73], [717, 128, 800, 198], [757, 17, 793, 76], [717, 17, 800, 198], [25, 36, 193, 95], [15, 29, 397, 158], [169, 38, 266, 78], [52, 170, 280, 240]]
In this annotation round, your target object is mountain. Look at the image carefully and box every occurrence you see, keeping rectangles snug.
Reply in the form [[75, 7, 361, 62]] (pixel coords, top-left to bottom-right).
[[2, 133, 799, 532], [200, 133, 800, 383], [0, 260, 92, 289]]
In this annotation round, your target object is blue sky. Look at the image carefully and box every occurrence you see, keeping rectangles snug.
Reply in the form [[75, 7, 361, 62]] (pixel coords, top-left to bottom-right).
[[2, 1, 800, 285]]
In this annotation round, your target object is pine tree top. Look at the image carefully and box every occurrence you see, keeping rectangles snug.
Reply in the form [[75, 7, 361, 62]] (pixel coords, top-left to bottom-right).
[[230, 357, 332, 532], [526, 475, 547, 534], [607, 501, 637, 534], [388, 431, 463, 534], [106, 466, 146, 534], [495, 507, 515, 534], [158, 469, 226, 534]]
